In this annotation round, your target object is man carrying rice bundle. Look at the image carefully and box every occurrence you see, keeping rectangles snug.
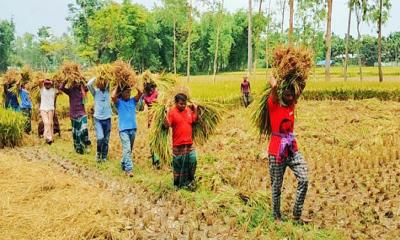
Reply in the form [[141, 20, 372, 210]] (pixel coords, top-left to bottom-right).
[[87, 77, 112, 163], [39, 79, 57, 145], [2, 69, 20, 111], [112, 85, 143, 177], [19, 81, 33, 134], [60, 71, 91, 154], [254, 46, 312, 224], [164, 93, 198, 190], [143, 81, 161, 168]]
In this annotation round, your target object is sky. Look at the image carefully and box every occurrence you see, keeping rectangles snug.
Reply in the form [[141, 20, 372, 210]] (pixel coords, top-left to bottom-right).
[[0, 0, 399, 38]]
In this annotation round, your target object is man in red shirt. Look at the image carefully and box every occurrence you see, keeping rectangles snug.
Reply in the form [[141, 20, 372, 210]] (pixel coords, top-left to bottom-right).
[[164, 93, 198, 189], [268, 76, 308, 224]]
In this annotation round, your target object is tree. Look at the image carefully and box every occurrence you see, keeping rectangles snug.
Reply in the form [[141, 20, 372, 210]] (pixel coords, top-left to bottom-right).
[[186, 0, 193, 82], [288, 0, 294, 42], [0, 19, 15, 72], [365, 0, 391, 82], [354, 0, 365, 81], [67, 0, 105, 45], [212, 0, 224, 83], [343, 0, 353, 81], [247, 0, 252, 79], [325, 0, 333, 81]]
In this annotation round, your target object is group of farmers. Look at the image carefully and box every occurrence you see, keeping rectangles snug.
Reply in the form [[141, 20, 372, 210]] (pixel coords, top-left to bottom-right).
[[3, 74, 309, 224]]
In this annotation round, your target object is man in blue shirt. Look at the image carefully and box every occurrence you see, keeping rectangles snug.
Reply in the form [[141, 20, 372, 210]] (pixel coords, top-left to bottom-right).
[[111, 85, 143, 177], [19, 82, 33, 133], [3, 83, 20, 111], [87, 77, 113, 162]]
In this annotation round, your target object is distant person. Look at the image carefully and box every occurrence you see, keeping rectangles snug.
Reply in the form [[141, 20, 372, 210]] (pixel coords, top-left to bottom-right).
[[87, 77, 112, 163], [60, 80, 91, 154], [111, 86, 143, 177], [164, 93, 198, 190], [3, 83, 20, 111], [143, 82, 160, 167], [267, 76, 309, 224], [241, 76, 251, 107], [19, 82, 33, 134], [40, 79, 56, 144]]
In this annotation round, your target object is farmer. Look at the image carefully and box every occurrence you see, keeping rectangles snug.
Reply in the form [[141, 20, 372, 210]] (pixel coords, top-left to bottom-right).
[[60, 80, 91, 154], [3, 83, 20, 111], [19, 82, 33, 134], [40, 79, 56, 144], [164, 93, 198, 190], [143, 82, 160, 167], [87, 77, 112, 162], [267, 76, 309, 224], [111, 86, 143, 177], [240, 76, 251, 107]]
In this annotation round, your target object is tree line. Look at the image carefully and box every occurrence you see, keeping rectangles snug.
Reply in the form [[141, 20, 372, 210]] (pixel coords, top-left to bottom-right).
[[0, 0, 398, 81]]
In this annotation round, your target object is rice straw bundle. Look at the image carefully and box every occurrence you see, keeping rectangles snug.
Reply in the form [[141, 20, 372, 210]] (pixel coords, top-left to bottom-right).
[[251, 85, 272, 136], [20, 65, 33, 84], [2, 69, 22, 96], [93, 64, 115, 89], [27, 71, 47, 104], [192, 100, 222, 145], [149, 102, 172, 164], [140, 70, 176, 94], [2, 69, 21, 85], [149, 87, 222, 165], [112, 60, 136, 91], [252, 46, 312, 136], [272, 46, 313, 99], [57, 61, 86, 88]]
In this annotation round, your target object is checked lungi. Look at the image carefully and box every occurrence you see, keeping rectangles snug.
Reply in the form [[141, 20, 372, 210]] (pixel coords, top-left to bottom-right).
[[269, 152, 308, 219], [172, 144, 197, 188], [71, 115, 90, 154]]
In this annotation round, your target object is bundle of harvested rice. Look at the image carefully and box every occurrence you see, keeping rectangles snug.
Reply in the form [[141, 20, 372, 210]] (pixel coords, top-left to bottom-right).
[[272, 46, 313, 99], [252, 46, 312, 136], [27, 71, 47, 104], [140, 70, 176, 94], [57, 61, 86, 88], [192, 100, 223, 145], [149, 103, 172, 164], [251, 85, 272, 136], [149, 88, 222, 164], [2, 69, 21, 85], [20, 65, 33, 84], [112, 60, 136, 91], [0, 107, 25, 148], [93, 64, 115, 89], [2, 69, 22, 96]]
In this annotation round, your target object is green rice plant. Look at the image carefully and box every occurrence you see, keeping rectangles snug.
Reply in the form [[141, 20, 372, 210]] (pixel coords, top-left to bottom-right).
[[191, 100, 223, 145], [149, 103, 172, 165], [0, 108, 25, 148], [251, 85, 272, 136]]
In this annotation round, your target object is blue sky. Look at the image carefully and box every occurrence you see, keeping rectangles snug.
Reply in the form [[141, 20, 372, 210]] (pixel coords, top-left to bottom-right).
[[0, 0, 399, 37]]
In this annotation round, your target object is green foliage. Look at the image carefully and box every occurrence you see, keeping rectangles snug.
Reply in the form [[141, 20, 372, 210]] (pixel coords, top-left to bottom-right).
[[0, 19, 15, 72]]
